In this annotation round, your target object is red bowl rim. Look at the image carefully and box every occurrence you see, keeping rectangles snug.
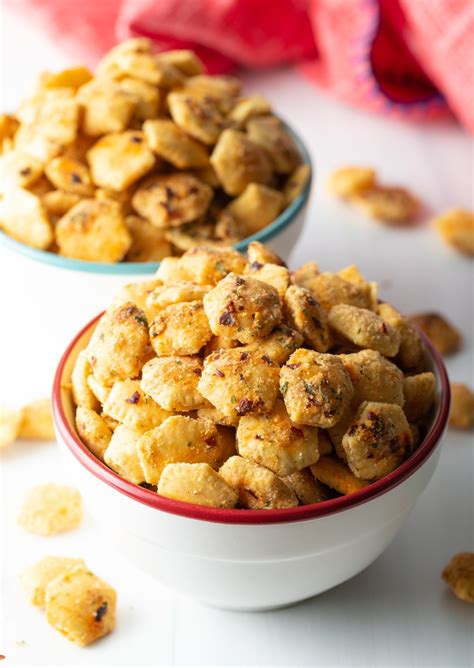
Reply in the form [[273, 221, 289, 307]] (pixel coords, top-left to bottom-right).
[[52, 312, 450, 525]]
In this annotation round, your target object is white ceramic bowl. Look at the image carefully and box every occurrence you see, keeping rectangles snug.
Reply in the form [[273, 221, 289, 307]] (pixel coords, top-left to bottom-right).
[[0, 123, 310, 383], [52, 317, 450, 611]]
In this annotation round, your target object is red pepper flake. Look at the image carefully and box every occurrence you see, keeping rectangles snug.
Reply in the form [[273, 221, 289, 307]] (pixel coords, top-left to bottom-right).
[[70, 172, 82, 183], [130, 135, 143, 143], [250, 261, 263, 271], [205, 435, 216, 446], [193, 368, 201, 375], [290, 425, 304, 437], [286, 363, 300, 369], [261, 355, 272, 365], [236, 398, 253, 416], [219, 310, 235, 326], [381, 322, 388, 334], [94, 602, 108, 622], [19, 167, 31, 176], [240, 352, 250, 361], [126, 391, 141, 404], [215, 369, 225, 377], [235, 276, 245, 286]]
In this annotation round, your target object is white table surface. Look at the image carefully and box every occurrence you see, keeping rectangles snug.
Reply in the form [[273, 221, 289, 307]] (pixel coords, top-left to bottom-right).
[[0, 8, 473, 667]]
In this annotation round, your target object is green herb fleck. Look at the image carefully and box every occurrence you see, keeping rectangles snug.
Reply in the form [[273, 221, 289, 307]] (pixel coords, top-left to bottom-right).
[[135, 313, 148, 327], [280, 381, 289, 395], [303, 381, 316, 395], [230, 395, 237, 404]]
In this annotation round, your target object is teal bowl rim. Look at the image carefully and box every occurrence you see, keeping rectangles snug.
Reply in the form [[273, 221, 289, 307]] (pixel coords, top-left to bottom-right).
[[0, 122, 312, 275]]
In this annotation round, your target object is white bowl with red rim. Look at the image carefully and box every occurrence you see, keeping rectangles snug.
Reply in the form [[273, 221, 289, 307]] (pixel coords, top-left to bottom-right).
[[52, 315, 450, 611]]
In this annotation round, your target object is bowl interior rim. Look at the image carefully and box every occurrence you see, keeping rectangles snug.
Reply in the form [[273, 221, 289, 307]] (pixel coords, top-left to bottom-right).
[[52, 313, 450, 525], [0, 120, 312, 275]]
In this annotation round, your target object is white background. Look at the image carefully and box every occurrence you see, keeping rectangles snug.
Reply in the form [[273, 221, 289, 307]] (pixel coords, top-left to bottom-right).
[[0, 5, 473, 667]]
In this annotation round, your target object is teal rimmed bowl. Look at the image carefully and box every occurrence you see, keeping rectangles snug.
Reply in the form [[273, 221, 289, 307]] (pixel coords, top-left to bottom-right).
[[0, 123, 312, 275], [0, 122, 311, 390]]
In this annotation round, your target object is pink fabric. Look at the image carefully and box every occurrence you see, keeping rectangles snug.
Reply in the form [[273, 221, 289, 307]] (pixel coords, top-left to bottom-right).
[[6, 0, 474, 133]]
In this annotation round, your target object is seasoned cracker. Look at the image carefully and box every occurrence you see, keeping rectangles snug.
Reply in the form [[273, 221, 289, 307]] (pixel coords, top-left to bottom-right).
[[203, 273, 282, 343], [141, 356, 206, 411], [310, 456, 369, 495], [352, 185, 419, 224], [327, 166, 376, 199], [0, 187, 53, 249], [56, 198, 131, 262], [45, 157, 94, 196], [441, 552, 474, 603], [284, 285, 330, 352], [45, 566, 117, 646], [149, 301, 212, 356], [247, 115, 300, 174], [137, 416, 223, 484], [229, 95, 272, 125], [158, 462, 237, 508], [409, 312, 462, 356], [198, 348, 280, 418], [219, 455, 297, 509], [282, 468, 330, 505], [132, 173, 212, 228], [125, 215, 171, 263], [102, 379, 171, 432], [21, 556, 86, 608], [76, 406, 112, 460], [280, 349, 354, 428], [236, 399, 319, 476], [293, 271, 372, 312], [449, 383, 474, 429], [328, 304, 400, 357], [103, 424, 145, 484], [434, 208, 474, 256], [87, 302, 151, 385], [168, 91, 226, 145], [143, 119, 209, 169], [0, 150, 43, 190], [87, 131, 155, 191], [377, 303, 425, 371], [18, 483, 82, 536], [0, 406, 22, 449], [71, 350, 100, 410], [179, 246, 246, 285], [210, 129, 273, 195], [224, 183, 284, 234], [403, 372, 436, 422], [341, 401, 412, 480], [341, 349, 404, 408], [19, 398, 55, 440]]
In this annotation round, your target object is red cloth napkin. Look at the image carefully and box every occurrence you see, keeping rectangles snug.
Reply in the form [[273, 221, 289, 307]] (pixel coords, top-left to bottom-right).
[[7, 0, 474, 133]]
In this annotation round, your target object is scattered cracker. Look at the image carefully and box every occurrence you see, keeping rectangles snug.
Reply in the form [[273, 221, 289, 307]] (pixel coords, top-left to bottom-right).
[[442, 552, 474, 603], [434, 208, 474, 256], [409, 312, 462, 356], [0, 406, 22, 449], [18, 398, 55, 440], [449, 383, 474, 429], [17, 483, 83, 536]]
